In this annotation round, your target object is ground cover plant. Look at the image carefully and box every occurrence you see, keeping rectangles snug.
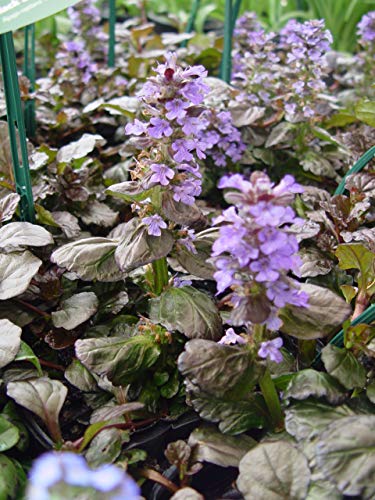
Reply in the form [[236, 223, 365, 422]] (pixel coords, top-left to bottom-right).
[[0, 1, 374, 498]]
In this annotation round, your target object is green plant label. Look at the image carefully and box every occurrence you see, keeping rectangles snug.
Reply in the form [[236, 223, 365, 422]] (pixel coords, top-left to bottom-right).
[[0, 0, 80, 34]]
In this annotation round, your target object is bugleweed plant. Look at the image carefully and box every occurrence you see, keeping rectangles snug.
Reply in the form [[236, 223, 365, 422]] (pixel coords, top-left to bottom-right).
[[0, 5, 374, 499]]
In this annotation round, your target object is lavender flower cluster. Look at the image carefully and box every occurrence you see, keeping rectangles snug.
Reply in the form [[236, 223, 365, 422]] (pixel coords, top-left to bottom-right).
[[280, 19, 333, 120], [27, 451, 140, 500], [232, 13, 281, 108], [357, 11, 375, 46], [125, 52, 244, 237], [356, 11, 375, 95], [232, 14, 333, 122], [212, 171, 308, 330], [56, 0, 107, 84]]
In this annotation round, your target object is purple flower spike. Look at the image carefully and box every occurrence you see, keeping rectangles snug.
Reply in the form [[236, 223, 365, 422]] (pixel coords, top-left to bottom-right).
[[142, 214, 167, 237], [258, 337, 283, 363]]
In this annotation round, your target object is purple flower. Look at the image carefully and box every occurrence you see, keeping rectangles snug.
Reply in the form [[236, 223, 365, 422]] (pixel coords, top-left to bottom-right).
[[148, 118, 173, 139], [165, 99, 189, 120], [149, 163, 175, 186], [142, 214, 167, 236], [218, 328, 246, 345], [125, 119, 146, 136], [180, 81, 209, 104], [172, 140, 194, 163], [173, 276, 193, 288], [258, 337, 283, 363]]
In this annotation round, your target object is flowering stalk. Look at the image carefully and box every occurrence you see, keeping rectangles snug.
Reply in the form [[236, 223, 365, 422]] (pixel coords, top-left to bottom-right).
[[122, 53, 244, 293], [212, 171, 308, 331], [356, 11, 375, 96]]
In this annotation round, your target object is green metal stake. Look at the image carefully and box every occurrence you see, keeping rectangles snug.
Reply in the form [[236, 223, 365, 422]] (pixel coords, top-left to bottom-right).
[[23, 23, 36, 138], [0, 32, 35, 223], [108, 0, 116, 68], [314, 304, 375, 365], [181, 0, 201, 48], [231, 0, 242, 34], [220, 0, 233, 83], [335, 145, 375, 195]]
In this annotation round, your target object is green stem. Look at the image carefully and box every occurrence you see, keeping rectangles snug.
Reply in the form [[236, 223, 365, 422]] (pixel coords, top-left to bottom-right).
[[152, 257, 169, 296], [259, 368, 284, 430]]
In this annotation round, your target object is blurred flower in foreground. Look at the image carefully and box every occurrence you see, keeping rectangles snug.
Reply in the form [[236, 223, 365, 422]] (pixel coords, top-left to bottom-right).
[[27, 451, 140, 500]]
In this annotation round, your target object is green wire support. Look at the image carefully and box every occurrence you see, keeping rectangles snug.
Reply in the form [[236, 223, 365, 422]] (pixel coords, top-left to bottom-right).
[[23, 24, 36, 138], [334, 145, 375, 195], [220, 0, 233, 83], [314, 304, 375, 364], [0, 32, 35, 223], [181, 0, 201, 48], [108, 0, 116, 68]]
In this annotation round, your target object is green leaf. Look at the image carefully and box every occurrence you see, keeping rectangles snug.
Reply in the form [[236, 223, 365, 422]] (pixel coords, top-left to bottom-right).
[[355, 99, 375, 127], [80, 200, 119, 228], [283, 369, 347, 404], [189, 391, 266, 435], [85, 428, 126, 468], [321, 345, 366, 389], [324, 112, 357, 129], [188, 424, 256, 468], [15, 341, 43, 376], [78, 421, 109, 452], [51, 237, 126, 282], [161, 191, 204, 226], [340, 284, 357, 303], [75, 335, 161, 386], [0, 415, 19, 452], [0, 221, 53, 253], [1, 402, 29, 452], [64, 359, 97, 392], [0, 251, 42, 300], [178, 339, 257, 398], [265, 122, 296, 148], [56, 134, 106, 163], [316, 415, 375, 497], [89, 402, 144, 424], [106, 181, 153, 204], [7, 377, 67, 442], [160, 369, 180, 399], [52, 292, 99, 330], [335, 243, 375, 292], [280, 283, 352, 339], [174, 229, 217, 280], [151, 287, 222, 340], [306, 477, 341, 500], [0, 319, 22, 369], [0, 454, 22, 500], [0, 192, 20, 223], [285, 400, 357, 442], [114, 218, 174, 273], [367, 381, 375, 404], [237, 441, 311, 500]]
